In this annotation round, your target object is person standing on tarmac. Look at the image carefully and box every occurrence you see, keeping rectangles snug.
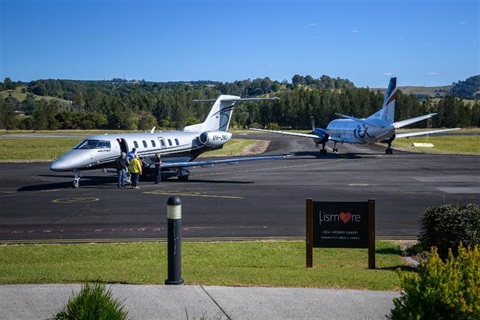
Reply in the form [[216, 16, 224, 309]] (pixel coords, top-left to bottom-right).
[[125, 147, 136, 183], [126, 147, 137, 163], [154, 152, 162, 184], [128, 155, 142, 189], [115, 152, 128, 187]]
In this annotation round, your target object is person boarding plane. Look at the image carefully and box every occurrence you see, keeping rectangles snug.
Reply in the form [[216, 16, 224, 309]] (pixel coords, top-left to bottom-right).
[[51, 95, 287, 188], [251, 77, 459, 155]]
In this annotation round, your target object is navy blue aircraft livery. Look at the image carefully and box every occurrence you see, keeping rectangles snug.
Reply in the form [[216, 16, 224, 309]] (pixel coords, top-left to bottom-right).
[[251, 77, 459, 155]]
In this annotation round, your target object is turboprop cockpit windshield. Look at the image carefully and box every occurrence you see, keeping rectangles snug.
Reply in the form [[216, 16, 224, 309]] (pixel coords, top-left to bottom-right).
[[74, 139, 111, 149]]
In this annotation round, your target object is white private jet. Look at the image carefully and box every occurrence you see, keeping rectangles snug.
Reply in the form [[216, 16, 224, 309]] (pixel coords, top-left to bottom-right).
[[251, 77, 459, 155], [51, 95, 287, 188]]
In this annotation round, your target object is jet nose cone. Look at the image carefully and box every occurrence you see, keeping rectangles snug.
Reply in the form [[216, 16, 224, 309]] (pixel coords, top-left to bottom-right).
[[50, 152, 77, 171], [50, 158, 68, 171]]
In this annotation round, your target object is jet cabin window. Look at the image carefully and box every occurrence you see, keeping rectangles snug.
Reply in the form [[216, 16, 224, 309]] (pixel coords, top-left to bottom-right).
[[74, 140, 111, 149], [159, 138, 166, 148]]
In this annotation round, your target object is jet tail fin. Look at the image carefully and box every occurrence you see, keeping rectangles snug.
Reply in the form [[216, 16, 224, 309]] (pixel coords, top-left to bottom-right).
[[184, 95, 279, 133], [367, 77, 397, 123]]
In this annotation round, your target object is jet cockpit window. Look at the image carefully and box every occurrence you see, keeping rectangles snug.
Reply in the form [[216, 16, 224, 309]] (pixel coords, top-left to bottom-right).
[[74, 140, 111, 150]]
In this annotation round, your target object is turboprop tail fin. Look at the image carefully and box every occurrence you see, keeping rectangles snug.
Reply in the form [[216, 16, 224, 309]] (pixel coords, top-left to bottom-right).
[[367, 77, 397, 123]]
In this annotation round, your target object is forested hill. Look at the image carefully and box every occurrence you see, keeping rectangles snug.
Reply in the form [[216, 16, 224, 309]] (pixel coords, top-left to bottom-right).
[[450, 75, 480, 98], [0, 74, 478, 131]]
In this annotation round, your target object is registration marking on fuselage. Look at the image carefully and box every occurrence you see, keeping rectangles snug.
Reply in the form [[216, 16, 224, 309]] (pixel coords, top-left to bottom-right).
[[144, 190, 243, 199]]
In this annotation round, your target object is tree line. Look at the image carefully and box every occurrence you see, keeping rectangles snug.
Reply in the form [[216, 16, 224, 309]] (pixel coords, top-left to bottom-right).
[[0, 75, 478, 131]]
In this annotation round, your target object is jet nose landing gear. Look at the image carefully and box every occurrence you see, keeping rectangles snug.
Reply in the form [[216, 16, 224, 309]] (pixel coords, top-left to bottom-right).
[[72, 170, 82, 188]]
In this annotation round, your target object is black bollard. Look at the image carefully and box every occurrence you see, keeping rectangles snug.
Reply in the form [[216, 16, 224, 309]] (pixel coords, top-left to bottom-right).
[[165, 196, 184, 285]]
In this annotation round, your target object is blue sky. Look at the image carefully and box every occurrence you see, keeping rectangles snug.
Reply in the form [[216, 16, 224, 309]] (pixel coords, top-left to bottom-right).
[[1, 0, 478, 88]]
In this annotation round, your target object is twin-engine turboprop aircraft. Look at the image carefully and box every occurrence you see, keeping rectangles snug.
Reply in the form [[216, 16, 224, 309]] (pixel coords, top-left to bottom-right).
[[50, 95, 286, 188], [251, 77, 459, 155]]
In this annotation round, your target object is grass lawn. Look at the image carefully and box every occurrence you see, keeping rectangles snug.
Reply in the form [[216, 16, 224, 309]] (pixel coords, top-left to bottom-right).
[[0, 241, 408, 290], [393, 135, 480, 155]]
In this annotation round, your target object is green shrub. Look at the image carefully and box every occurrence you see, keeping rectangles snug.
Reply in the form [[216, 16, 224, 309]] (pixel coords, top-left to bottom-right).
[[389, 244, 480, 320], [52, 282, 131, 320], [419, 203, 480, 258], [265, 122, 280, 130]]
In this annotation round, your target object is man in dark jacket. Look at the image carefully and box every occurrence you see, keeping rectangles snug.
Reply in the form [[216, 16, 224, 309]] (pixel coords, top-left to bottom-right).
[[154, 152, 162, 184], [115, 152, 128, 187]]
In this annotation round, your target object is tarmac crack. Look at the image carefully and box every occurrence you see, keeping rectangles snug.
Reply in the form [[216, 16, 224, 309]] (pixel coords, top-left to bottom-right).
[[200, 285, 233, 320]]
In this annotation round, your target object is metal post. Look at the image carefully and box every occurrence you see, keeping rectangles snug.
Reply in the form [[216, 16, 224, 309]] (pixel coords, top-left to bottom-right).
[[306, 198, 313, 268], [165, 196, 184, 285], [368, 199, 376, 270]]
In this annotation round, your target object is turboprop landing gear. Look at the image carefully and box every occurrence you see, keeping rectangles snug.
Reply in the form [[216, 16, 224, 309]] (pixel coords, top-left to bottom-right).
[[385, 141, 394, 154], [383, 135, 395, 155], [332, 141, 338, 153], [319, 142, 327, 155]]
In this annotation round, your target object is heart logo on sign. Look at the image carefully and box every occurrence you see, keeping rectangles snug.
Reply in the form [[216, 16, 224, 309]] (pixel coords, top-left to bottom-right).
[[339, 212, 352, 224]]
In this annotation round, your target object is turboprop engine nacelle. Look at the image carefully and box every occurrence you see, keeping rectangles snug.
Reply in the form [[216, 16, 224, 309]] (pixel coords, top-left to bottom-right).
[[312, 128, 329, 144], [199, 131, 232, 147]]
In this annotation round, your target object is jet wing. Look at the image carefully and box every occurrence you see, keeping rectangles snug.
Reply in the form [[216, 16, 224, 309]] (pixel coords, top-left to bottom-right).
[[159, 154, 292, 169], [393, 113, 437, 129], [249, 128, 320, 139], [395, 128, 461, 139]]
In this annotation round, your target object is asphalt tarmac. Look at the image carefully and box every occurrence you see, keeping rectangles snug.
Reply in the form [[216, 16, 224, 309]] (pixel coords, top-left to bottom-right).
[[0, 134, 478, 243]]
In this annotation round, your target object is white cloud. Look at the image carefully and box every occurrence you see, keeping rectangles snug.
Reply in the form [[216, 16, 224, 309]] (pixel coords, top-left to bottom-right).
[[309, 22, 317, 26], [384, 72, 393, 76], [427, 72, 438, 76]]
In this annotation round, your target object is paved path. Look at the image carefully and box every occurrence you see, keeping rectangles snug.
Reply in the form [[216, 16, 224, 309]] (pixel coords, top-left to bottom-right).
[[0, 284, 400, 320]]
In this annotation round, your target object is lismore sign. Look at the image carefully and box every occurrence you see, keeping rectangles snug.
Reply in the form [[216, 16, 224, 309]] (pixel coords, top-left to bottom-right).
[[306, 199, 375, 268]]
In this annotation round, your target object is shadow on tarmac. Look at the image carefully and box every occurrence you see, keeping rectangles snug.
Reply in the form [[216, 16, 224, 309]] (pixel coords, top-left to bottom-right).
[[293, 151, 363, 159], [17, 174, 117, 191]]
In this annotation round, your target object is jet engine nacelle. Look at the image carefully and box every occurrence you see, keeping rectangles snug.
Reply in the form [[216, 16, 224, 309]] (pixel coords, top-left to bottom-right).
[[198, 131, 232, 147]]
